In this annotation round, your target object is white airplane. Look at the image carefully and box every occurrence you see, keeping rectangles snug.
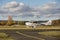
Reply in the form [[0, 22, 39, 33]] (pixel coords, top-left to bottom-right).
[[25, 21, 37, 28], [40, 20, 52, 25], [25, 20, 52, 28]]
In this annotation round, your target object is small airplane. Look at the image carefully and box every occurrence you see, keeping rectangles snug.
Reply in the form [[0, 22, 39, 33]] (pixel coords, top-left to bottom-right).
[[40, 20, 52, 25], [25, 20, 52, 28], [25, 21, 37, 28]]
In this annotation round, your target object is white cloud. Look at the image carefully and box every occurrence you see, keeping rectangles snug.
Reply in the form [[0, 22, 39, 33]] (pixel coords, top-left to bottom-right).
[[3, 1, 18, 8], [2, 1, 31, 12], [42, 2, 57, 9], [33, 2, 60, 20], [36, 2, 58, 11], [0, 1, 60, 20]]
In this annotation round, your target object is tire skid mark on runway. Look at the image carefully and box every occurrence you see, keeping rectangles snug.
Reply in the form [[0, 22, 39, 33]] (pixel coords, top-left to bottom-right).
[[16, 31, 60, 40], [16, 31, 45, 40], [0, 30, 60, 40]]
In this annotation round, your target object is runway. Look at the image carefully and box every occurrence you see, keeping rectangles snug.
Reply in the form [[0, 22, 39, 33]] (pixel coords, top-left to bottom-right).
[[0, 30, 60, 40]]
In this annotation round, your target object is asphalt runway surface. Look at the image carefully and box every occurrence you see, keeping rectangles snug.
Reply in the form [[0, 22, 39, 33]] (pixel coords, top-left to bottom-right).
[[0, 29, 60, 40]]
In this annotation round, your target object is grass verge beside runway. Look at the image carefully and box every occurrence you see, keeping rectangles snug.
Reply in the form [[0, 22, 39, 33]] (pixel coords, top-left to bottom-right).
[[38, 31, 60, 38], [0, 32, 14, 40], [0, 25, 60, 30]]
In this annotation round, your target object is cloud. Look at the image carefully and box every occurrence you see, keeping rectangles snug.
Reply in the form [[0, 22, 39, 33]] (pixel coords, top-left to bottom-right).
[[2, 1, 31, 12], [35, 2, 60, 18], [0, 1, 39, 17], [42, 2, 57, 9], [0, 1, 60, 20]]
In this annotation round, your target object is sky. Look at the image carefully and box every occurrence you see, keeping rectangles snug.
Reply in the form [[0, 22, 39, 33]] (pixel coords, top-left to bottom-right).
[[0, 0, 55, 6], [0, 0, 60, 21]]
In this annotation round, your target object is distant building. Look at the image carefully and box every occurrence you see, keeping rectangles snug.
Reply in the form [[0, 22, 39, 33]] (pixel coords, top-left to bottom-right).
[[8, 16, 12, 21], [7, 16, 13, 25]]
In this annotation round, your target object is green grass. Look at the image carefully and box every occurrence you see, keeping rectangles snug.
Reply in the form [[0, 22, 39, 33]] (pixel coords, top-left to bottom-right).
[[0, 33, 8, 38], [0, 32, 14, 40], [0, 25, 60, 30], [0, 37, 14, 40], [38, 31, 60, 38]]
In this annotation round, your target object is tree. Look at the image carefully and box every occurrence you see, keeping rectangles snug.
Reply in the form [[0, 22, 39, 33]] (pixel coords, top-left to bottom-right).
[[0, 21, 6, 25]]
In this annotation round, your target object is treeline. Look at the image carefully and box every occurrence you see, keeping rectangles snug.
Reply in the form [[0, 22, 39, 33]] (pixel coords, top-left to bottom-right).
[[0, 21, 15, 26], [0, 21, 26, 26], [52, 19, 60, 25], [0, 19, 60, 26]]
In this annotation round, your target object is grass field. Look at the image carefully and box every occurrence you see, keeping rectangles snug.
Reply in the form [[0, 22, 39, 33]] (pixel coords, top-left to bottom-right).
[[0, 25, 60, 30], [38, 31, 60, 38], [0, 32, 14, 40]]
